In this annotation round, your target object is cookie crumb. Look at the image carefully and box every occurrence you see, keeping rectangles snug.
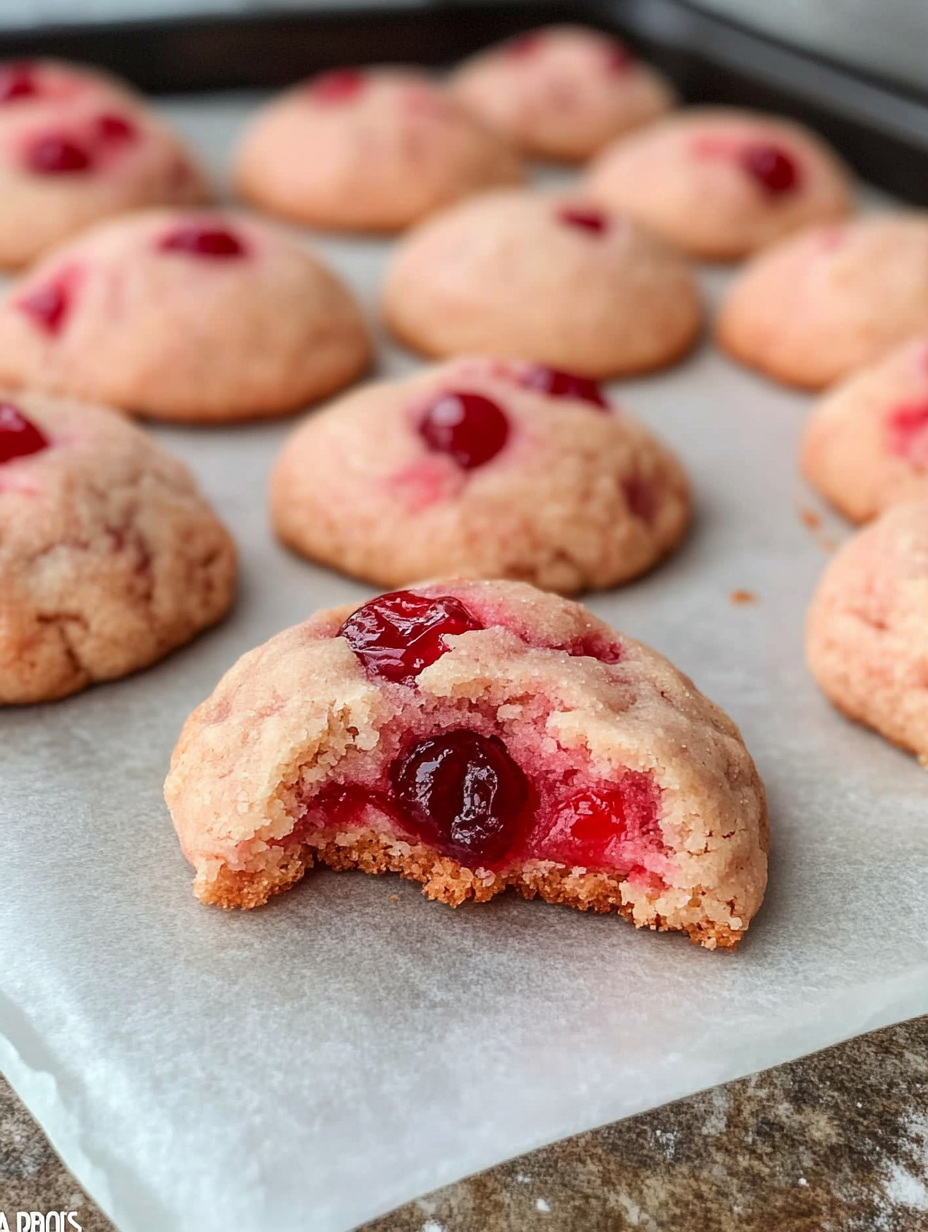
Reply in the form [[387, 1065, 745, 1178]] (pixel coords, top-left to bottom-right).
[[730, 589, 756, 605], [818, 536, 837, 552], [389, 894, 399, 904], [800, 506, 822, 530]]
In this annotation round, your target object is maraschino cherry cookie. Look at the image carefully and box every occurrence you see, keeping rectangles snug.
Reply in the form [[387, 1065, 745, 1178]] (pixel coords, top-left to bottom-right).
[[584, 108, 853, 261], [382, 190, 702, 377], [234, 67, 523, 233], [449, 25, 676, 163], [806, 500, 928, 763], [0, 208, 372, 422], [165, 579, 768, 949], [0, 57, 208, 268], [271, 357, 690, 594], [717, 215, 928, 389], [801, 337, 928, 523], [0, 390, 236, 704]]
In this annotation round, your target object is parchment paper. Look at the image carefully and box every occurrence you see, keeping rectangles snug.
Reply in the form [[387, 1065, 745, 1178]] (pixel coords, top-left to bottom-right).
[[1, 95, 927, 1232]]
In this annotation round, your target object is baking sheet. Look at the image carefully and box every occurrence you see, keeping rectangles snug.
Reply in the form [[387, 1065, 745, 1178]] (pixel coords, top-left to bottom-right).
[[2, 93, 928, 1232]]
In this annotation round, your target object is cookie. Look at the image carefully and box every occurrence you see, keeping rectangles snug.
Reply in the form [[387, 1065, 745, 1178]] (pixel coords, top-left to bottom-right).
[[717, 215, 928, 389], [584, 107, 853, 260], [801, 337, 928, 523], [0, 57, 208, 267], [449, 25, 676, 163], [234, 67, 523, 233], [0, 209, 372, 423], [382, 190, 702, 376], [165, 579, 768, 948], [0, 389, 236, 704], [806, 500, 928, 763], [271, 357, 690, 594]]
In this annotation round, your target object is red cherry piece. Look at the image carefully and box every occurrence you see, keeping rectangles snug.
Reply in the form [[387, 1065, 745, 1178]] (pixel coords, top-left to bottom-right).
[[26, 134, 92, 174], [519, 365, 609, 408], [158, 224, 246, 258], [604, 42, 634, 72], [390, 729, 530, 866], [0, 62, 38, 103], [0, 402, 49, 464], [16, 274, 73, 335], [887, 402, 928, 468], [94, 112, 138, 144], [505, 32, 544, 58], [418, 391, 510, 470], [308, 69, 366, 104], [340, 590, 483, 685], [741, 143, 800, 196], [557, 205, 609, 235], [541, 773, 661, 869], [623, 474, 656, 524]]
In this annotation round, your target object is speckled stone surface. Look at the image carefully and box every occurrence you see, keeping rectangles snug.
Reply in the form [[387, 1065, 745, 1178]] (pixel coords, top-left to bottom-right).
[[3, 1018, 927, 1231]]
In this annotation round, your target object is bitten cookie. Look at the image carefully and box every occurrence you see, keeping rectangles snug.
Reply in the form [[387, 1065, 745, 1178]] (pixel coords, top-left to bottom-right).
[[806, 500, 928, 763], [0, 209, 372, 422], [271, 357, 690, 594], [449, 24, 676, 163], [584, 107, 853, 260], [382, 190, 702, 376], [165, 579, 768, 949], [0, 390, 236, 704], [717, 215, 928, 388], [0, 57, 208, 267], [234, 67, 523, 233], [801, 337, 928, 522]]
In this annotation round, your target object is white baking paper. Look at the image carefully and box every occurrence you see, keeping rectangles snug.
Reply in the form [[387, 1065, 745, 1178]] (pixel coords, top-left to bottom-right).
[[1, 94, 927, 1232]]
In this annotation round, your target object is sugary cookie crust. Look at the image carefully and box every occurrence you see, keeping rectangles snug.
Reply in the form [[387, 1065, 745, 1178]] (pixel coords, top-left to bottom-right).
[[271, 357, 691, 594], [0, 390, 236, 703], [166, 580, 768, 949]]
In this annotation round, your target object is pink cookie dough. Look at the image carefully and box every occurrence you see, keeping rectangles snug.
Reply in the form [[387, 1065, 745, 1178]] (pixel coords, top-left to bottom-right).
[[382, 189, 703, 377], [0, 209, 372, 423], [165, 578, 768, 949], [0, 389, 236, 704], [0, 57, 208, 267], [449, 25, 676, 163], [802, 337, 928, 522], [234, 66, 524, 233], [585, 107, 853, 260], [717, 214, 928, 389], [271, 357, 691, 594], [807, 500, 928, 763]]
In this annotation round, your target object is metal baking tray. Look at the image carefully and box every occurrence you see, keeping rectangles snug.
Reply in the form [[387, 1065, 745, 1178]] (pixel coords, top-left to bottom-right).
[[2, 9, 928, 1232]]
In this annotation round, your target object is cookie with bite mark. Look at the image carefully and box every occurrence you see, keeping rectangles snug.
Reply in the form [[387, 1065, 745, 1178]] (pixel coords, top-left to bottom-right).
[[165, 579, 768, 950]]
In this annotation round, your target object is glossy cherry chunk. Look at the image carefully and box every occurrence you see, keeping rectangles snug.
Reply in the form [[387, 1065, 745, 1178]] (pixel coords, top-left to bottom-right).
[[741, 143, 800, 196], [158, 223, 246, 258], [603, 41, 634, 72], [887, 402, 928, 467], [0, 402, 48, 464], [557, 205, 609, 235], [418, 391, 510, 470], [540, 773, 661, 870], [0, 62, 38, 104], [309, 68, 366, 104], [519, 365, 609, 408], [26, 134, 92, 174], [340, 590, 483, 685], [390, 729, 529, 865], [16, 274, 73, 335]]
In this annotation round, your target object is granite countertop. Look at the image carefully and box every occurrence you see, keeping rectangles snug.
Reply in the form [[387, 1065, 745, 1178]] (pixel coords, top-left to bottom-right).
[[3, 1018, 926, 1231]]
